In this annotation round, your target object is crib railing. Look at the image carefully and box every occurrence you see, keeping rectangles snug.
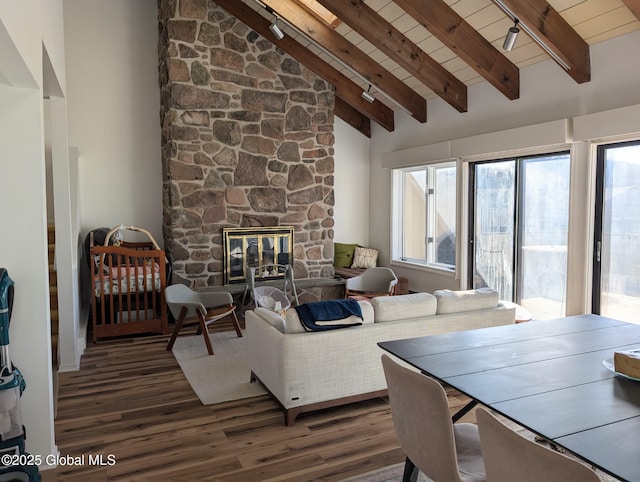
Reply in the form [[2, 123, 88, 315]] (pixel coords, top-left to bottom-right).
[[90, 240, 168, 341]]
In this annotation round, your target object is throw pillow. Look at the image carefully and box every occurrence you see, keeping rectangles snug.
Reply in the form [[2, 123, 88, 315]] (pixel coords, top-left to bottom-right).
[[334, 242, 358, 268], [351, 247, 378, 269]]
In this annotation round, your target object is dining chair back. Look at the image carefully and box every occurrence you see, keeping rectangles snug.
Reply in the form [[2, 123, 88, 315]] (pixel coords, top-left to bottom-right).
[[381, 354, 485, 482], [476, 407, 601, 482]]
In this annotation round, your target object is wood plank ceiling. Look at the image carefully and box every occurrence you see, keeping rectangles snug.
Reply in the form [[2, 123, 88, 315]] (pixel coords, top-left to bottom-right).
[[219, 0, 640, 137]]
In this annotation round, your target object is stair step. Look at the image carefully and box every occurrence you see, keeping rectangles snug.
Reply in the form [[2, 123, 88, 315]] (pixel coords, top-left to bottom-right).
[[51, 334, 58, 365], [47, 224, 58, 368], [47, 224, 55, 245]]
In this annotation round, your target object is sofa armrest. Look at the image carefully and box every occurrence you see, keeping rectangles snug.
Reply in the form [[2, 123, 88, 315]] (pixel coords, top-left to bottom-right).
[[246, 310, 392, 410], [245, 310, 287, 402]]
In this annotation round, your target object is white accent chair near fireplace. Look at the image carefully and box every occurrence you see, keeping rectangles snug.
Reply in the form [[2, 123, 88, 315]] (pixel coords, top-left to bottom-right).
[[165, 284, 242, 356], [345, 267, 398, 299]]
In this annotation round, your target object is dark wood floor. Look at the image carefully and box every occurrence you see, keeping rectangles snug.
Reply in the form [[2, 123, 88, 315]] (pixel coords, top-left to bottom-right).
[[42, 319, 476, 481]]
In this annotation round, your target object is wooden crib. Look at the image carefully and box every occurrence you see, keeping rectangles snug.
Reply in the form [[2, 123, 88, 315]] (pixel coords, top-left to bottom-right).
[[89, 226, 168, 341]]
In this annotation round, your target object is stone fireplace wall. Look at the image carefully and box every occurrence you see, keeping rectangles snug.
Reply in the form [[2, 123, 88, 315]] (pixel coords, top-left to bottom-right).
[[158, 0, 336, 288]]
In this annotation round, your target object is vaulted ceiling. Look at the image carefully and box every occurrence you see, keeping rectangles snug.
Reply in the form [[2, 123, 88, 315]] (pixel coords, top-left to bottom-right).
[[215, 0, 640, 137]]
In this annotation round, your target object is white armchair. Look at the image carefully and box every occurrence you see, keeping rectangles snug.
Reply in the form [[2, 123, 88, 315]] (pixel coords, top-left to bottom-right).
[[345, 267, 398, 299]]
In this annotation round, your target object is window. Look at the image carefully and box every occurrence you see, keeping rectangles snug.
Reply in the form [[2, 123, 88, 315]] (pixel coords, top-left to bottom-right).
[[392, 162, 456, 270]]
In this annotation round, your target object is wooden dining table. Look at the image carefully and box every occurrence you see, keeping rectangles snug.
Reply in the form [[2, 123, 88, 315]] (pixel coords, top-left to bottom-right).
[[378, 314, 640, 482]]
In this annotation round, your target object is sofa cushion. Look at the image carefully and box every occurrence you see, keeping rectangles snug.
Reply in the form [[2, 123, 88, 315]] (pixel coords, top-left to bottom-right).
[[253, 307, 286, 333], [434, 288, 499, 314], [372, 293, 437, 322], [334, 242, 358, 268], [285, 300, 374, 334]]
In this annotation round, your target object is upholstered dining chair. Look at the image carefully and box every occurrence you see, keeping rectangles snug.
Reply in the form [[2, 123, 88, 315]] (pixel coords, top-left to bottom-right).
[[165, 284, 242, 356], [381, 354, 486, 482], [345, 267, 398, 299], [476, 407, 601, 482]]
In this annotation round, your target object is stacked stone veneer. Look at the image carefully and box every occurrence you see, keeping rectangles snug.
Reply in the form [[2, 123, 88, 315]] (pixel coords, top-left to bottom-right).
[[158, 0, 336, 288]]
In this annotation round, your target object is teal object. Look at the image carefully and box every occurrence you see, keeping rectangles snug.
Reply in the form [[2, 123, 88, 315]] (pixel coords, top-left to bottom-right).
[[0, 269, 40, 480], [0, 269, 18, 389], [0, 270, 13, 347]]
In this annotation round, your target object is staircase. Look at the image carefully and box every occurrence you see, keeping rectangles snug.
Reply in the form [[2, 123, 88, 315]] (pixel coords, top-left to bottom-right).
[[48, 224, 58, 367]]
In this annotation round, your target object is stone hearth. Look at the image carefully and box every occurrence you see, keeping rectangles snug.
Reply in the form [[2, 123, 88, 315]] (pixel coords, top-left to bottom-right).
[[158, 0, 336, 289]]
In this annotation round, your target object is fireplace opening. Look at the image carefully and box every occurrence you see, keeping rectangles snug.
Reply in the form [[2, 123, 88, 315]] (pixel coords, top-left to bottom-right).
[[223, 226, 294, 284]]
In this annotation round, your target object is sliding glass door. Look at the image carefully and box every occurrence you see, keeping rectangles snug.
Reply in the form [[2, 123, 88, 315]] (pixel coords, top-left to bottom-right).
[[469, 153, 570, 320], [470, 161, 516, 301], [593, 141, 640, 323]]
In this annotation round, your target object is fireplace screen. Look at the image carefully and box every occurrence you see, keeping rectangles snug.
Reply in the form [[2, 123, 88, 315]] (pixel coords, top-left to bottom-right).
[[223, 226, 294, 284]]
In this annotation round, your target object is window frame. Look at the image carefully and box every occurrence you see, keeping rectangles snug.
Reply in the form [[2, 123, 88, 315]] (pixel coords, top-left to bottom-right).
[[592, 139, 640, 317], [391, 161, 457, 272], [467, 150, 571, 313]]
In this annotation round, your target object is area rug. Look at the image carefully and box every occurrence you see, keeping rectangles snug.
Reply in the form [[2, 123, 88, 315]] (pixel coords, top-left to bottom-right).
[[341, 447, 620, 482], [341, 460, 618, 482], [171, 330, 267, 405], [341, 463, 430, 482]]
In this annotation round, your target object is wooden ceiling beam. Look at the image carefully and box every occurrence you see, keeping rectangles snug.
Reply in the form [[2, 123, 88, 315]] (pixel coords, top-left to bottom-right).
[[494, 0, 590, 84], [332, 88, 393, 134], [316, 0, 467, 113], [214, 0, 395, 132], [334, 97, 371, 138], [260, 0, 427, 123], [394, 0, 520, 101], [621, 0, 640, 21]]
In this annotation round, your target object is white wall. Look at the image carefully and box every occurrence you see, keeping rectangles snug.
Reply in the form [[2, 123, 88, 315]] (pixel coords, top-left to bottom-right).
[[0, 0, 81, 464], [333, 117, 371, 246], [0, 0, 72, 463], [369, 30, 640, 298], [0, 0, 41, 88], [41, 0, 66, 94], [0, 83, 56, 467], [64, 0, 163, 245]]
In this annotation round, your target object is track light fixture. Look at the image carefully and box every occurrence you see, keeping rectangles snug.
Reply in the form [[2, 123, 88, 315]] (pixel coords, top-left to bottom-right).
[[361, 84, 375, 103], [503, 19, 520, 51], [269, 16, 285, 40]]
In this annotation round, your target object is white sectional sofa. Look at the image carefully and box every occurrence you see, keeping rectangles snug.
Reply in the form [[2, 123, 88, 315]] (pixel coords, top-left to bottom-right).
[[245, 289, 515, 425]]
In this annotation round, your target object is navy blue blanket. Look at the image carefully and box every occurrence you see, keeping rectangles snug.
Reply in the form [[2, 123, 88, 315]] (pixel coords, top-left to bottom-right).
[[295, 299, 363, 332]]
